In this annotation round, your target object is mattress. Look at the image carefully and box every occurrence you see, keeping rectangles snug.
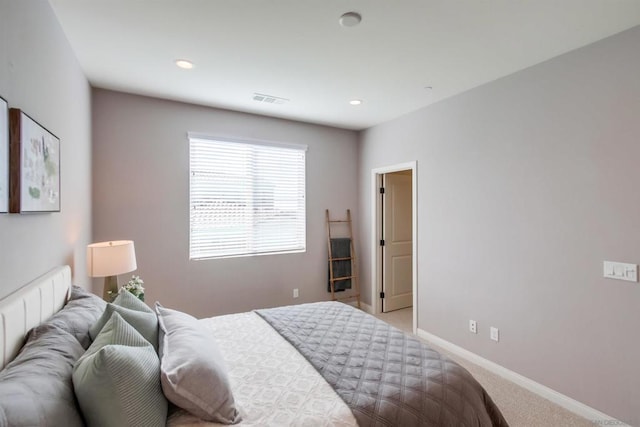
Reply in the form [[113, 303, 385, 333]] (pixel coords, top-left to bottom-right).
[[169, 302, 507, 427]]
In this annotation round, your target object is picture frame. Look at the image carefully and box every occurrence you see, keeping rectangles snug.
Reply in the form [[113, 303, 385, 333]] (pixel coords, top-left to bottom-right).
[[0, 97, 7, 213], [9, 109, 60, 213]]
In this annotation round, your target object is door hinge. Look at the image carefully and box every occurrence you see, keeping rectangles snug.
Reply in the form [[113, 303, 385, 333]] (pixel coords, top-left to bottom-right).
[[380, 239, 385, 246], [380, 292, 385, 299], [379, 187, 385, 194]]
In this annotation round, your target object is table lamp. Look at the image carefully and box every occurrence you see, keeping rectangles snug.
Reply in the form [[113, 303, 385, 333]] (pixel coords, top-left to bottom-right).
[[87, 240, 137, 301]]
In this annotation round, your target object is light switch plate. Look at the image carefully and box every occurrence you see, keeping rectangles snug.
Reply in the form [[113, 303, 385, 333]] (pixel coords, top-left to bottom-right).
[[603, 261, 637, 282]]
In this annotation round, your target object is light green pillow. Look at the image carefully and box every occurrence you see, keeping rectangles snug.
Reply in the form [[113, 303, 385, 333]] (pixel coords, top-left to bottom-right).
[[89, 290, 158, 350], [73, 312, 167, 427]]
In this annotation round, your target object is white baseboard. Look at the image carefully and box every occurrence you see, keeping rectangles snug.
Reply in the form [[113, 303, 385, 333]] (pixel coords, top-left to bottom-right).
[[346, 300, 373, 314], [416, 328, 628, 426], [359, 301, 373, 314]]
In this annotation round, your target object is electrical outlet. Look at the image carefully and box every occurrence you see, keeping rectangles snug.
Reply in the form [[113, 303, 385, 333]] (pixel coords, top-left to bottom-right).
[[293, 288, 299, 298], [490, 327, 499, 342], [469, 320, 477, 334]]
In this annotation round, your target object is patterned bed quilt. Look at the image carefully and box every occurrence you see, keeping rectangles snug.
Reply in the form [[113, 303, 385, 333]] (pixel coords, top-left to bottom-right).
[[256, 302, 509, 427]]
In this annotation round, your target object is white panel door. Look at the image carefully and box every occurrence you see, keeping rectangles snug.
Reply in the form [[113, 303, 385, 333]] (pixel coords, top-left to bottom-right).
[[382, 171, 413, 312]]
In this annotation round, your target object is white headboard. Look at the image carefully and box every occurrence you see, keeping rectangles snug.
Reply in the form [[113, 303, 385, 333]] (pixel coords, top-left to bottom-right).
[[0, 266, 72, 370]]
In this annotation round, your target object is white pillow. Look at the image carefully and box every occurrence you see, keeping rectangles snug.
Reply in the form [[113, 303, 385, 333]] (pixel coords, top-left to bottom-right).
[[156, 304, 240, 424]]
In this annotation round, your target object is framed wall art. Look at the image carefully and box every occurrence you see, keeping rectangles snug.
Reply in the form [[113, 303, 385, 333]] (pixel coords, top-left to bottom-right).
[[9, 109, 60, 213], [0, 97, 7, 213]]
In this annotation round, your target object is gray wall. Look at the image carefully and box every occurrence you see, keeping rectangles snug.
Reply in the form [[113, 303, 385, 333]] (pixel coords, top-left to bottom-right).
[[0, 0, 92, 296], [92, 89, 358, 317], [358, 26, 640, 424]]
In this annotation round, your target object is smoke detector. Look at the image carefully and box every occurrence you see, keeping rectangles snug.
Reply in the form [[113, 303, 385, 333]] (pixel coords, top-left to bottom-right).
[[339, 12, 362, 27]]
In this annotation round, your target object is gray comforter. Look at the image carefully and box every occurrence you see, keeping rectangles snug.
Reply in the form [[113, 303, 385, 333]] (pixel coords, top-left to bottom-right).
[[256, 302, 508, 427]]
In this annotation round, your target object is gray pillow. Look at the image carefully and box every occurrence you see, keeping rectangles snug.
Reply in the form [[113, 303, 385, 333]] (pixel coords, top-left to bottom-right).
[[89, 289, 158, 350], [156, 304, 240, 424], [0, 324, 85, 426], [30, 285, 106, 349], [73, 312, 167, 427]]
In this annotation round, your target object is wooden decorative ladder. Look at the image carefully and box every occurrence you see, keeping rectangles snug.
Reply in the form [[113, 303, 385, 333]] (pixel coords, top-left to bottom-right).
[[326, 209, 361, 309]]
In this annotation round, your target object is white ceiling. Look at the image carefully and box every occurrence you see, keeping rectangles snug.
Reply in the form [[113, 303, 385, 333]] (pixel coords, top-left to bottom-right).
[[49, 1, 640, 131]]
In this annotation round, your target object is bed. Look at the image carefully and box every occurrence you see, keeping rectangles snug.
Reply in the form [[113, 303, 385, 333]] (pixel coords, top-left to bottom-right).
[[0, 266, 508, 426]]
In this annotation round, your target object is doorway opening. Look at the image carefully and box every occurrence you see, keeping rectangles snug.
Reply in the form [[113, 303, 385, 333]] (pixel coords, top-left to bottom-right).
[[370, 161, 417, 334]]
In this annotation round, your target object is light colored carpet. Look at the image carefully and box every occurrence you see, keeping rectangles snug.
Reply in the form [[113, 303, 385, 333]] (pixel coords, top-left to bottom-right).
[[375, 307, 596, 427]]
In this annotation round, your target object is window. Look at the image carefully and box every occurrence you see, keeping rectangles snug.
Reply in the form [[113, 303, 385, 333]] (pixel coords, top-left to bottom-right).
[[189, 134, 306, 260]]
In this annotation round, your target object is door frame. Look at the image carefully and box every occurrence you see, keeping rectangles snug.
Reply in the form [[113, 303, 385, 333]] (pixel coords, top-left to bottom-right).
[[370, 161, 418, 334]]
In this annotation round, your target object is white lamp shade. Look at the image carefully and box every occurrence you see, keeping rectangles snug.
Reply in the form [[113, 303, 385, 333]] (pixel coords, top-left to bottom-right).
[[87, 240, 137, 278]]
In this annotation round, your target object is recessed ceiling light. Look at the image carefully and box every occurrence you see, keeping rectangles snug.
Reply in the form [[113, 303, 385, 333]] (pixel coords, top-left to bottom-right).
[[349, 99, 362, 106], [175, 59, 194, 69], [339, 12, 362, 28]]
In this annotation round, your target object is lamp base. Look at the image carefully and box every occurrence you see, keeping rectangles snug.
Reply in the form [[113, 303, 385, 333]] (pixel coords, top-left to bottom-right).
[[103, 276, 119, 302]]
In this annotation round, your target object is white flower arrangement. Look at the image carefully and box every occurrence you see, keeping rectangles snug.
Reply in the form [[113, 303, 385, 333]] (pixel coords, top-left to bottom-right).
[[121, 275, 145, 301]]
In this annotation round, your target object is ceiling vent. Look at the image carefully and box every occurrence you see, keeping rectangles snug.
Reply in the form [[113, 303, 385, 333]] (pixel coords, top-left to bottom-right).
[[253, 93, 289, 105]]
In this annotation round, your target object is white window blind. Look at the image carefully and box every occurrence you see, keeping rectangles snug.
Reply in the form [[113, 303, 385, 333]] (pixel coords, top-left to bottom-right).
[[189, 134, 306, 260]]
